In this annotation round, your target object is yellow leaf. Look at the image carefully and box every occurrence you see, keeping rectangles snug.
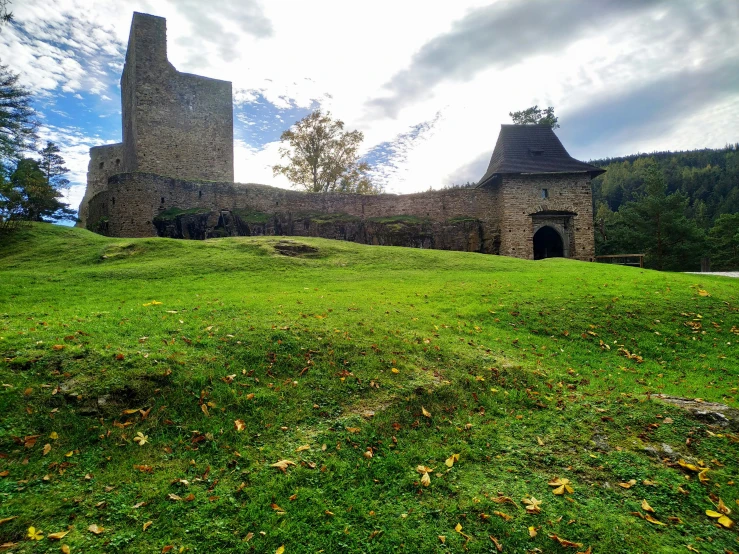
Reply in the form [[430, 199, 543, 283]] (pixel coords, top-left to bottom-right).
[[27, 527, 43, 541], [143, 521, 152, 531], [391, 368, 399, 374], [133, 432, 148, 446], [528, 526, 537, 538], [438, 535, 446, 543], [454, 523, 463, 533], [295, 444, 310, 452], [234, 419, 246, 432], [717, 498, 731, 515], [270, 460, 297, 473], [275, 546, 285, 554], [0, 517, 17, 525], [271, 502, 285, 513], [65, 451, 74, 457], [698, 289, 710, 297], [421, 472, 431, 487], [62, 545, 71, 554], [43, 443, 52, 456], [717, 515, 733, 529], [523, 497, 542, 513], [88, 524, 104, 535], [445, 453, 460, 467], [50, 432, 58, 440], [345, 427, 361, 434], [201, 403, 209, 417], [493, 510, 512, 521], [548, 477, 574, 494], [618, 479, 636, 489], [644, 514, 666, 526], [677, 459, 703, 472], [706, 509, 723, 518], [416, 465, 434, 474], [641, 499, 655, 513], [698, 469, 710, 484], [363, 450, 373, 459], [537, 436, 544, 446], [421, 406, 431, 418], [47, 531, 69, 540]]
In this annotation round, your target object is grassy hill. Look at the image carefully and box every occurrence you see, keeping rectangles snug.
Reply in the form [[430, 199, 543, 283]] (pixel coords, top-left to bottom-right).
[[1, 224, 738, 553]]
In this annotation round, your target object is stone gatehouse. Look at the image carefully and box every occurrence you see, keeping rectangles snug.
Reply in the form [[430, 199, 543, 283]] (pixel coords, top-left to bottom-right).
[[78, 12, 604, 262]]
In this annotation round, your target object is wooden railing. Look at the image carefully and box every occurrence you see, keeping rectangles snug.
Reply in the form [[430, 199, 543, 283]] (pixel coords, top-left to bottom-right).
[[595, 254, 645, 268]]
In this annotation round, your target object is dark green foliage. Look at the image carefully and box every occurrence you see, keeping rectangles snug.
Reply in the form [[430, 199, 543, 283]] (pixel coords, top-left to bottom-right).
[[0, 63, 36, 162], [37, 141, 70, 190], [1, 157, 75, 225], [509, 105, 559, 129], [708, 213, 739, 271], [592, 146, 739, 270]]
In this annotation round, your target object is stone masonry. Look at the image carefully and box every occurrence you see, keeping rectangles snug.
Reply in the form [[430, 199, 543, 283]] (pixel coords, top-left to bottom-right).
[[79, 12, 602, 262]]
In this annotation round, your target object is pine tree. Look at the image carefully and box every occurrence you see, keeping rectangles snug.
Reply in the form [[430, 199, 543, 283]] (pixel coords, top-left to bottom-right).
[[0, 63, 37, 162], [37, 141, 70, 189]]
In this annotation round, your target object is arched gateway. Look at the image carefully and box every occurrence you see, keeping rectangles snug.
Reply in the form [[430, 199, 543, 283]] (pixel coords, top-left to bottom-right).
[[533, 226, 564, 259]]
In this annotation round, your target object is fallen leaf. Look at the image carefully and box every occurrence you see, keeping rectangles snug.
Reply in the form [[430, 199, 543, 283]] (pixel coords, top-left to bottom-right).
[[47, 531, 69, 540], [271, 459, 297, 473], [295, 444, 310, 452], [234, 419, 246, 432], [27, 527, 43, 541], [244, 532, 254, 542], [275, 547, 285, 554], [416, 465, 434, 474], [537, 436, 545, 446], [363, 449, 373, 459], [133, 432, 148, 446], [421, 406, 431, 418], [143, 521, 152, 531], [62, 545, 71, 553], [698, 469, 710, 484], [641, 499, 655, 513], [717, 498, 731, 515], [438, 535, 445, 543], [421, 472, 431, 487], [88, 524, 104, 535], [618, 479, 637, 489], [391, 368, 400, 374], [548, 477, 574, 495], [493, 494, 518, 507], [523, 497, 542, 513], [645, 514, 666, 525], [549, 534, 583, 548], [0, 517, 17, 525], [271, 502, 285, 513], [49, 432, 58, 440], [162, 547, 174, 553], [455, 523, 463, 533], [493, 510, 512, 521], [43, 443, 52, 456], [201, 404, 209, 417], [717, 515, 733, 528], [345, 427, 361, 434], [698, 289, 710, 297], [490, 535, 503, 551], [445, 453, 460, 467], [529, 526, 537, 538]]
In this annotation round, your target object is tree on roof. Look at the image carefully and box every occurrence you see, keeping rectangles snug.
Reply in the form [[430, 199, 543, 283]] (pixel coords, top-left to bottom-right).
[[509, 105, 559, 129]]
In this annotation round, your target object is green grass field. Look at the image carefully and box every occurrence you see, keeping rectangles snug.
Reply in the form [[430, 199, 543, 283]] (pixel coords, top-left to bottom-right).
[[1, 224, 737, 553]]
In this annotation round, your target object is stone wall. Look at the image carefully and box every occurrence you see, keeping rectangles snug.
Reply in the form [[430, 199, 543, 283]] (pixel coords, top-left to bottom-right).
[[120, 13, 234, 182], [76, 143, 124, 228], [498, 174, 595, 261], [86, 173, 502, 253]]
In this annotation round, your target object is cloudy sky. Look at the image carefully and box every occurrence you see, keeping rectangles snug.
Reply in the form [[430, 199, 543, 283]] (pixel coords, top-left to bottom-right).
[[2, 0, 738, 212]]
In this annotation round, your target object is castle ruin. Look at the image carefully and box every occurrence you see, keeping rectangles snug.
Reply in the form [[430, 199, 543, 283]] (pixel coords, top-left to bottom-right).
[[79, 12, 604, 262]]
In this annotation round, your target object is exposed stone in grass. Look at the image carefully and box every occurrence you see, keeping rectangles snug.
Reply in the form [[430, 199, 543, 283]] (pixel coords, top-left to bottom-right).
[[273, 241, 319, 257], [653, 394, 739, 430]]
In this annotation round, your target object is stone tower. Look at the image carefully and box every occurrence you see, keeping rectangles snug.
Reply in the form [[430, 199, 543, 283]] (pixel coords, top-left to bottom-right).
[[78, 12, 234, 227]]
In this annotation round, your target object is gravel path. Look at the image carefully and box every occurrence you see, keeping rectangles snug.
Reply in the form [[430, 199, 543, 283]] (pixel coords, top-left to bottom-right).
[[685, 272, 739, 278]]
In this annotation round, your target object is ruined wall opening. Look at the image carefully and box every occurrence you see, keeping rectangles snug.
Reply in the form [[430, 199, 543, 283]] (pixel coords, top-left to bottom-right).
[[533, 226, 563, 260]]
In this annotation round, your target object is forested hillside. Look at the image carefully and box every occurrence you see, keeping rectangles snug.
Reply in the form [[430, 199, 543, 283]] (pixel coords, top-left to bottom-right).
[[590, 145, 739, 271]]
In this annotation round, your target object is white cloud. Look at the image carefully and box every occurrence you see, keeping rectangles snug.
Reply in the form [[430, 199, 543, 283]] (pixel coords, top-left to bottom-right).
[[4, 0, 738, 201]]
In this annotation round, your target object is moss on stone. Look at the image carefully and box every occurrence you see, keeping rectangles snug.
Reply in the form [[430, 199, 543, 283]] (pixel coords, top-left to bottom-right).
[[154, 207, 210, 222], [233, 210, 271, 224]]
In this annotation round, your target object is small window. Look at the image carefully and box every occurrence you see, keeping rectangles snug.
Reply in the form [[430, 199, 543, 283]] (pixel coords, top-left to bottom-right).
[[112, 197, 115, 205], [199, 190, 202, 198], [99, 162, 104, 170], [115, 159, 120, 165], [161, 197, 165, 204], [541, 189, 549, 199]]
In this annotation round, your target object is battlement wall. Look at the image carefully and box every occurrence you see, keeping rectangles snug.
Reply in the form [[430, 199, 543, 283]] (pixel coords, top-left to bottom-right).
[[85, 173, 503, 251]]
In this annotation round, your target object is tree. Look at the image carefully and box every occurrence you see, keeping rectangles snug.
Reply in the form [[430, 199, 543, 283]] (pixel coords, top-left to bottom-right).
[[611, 166, 705, 271], [0, 158, 75, 225], [0, 0, 12, 26], [273, 110, 381, 194], [38, 141, 70, 189], [707, 213, 739, 271], [0, 63, 37, 163], [509, 105, 559, 129]]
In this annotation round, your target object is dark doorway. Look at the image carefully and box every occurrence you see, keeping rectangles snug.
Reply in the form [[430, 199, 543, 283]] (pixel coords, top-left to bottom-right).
[[533, 226, 564, 260]]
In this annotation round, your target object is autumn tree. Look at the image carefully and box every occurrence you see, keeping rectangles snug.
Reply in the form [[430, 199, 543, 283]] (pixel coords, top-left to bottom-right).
[[509, 105, 559, 129], [273, 110, 380, 194]]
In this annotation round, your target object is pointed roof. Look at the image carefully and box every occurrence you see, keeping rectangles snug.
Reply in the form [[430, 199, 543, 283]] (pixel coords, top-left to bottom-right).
[[477, 125, 605, 186]]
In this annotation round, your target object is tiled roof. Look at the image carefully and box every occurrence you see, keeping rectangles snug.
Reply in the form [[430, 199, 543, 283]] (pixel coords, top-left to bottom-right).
[[478, 125, 605, 186]]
